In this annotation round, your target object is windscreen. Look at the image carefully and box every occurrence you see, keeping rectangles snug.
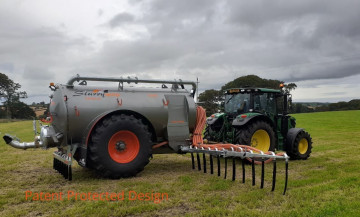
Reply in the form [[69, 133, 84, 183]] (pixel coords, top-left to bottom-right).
[[224, 93, 250, 114]]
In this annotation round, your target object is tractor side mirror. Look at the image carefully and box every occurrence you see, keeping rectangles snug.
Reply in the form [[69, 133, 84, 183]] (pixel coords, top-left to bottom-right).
[[220, 102, 225, 111], [288, 96, 293, 112]]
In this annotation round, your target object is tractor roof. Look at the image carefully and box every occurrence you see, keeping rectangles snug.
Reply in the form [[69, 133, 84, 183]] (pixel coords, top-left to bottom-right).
[[225, 87, 281, 94]]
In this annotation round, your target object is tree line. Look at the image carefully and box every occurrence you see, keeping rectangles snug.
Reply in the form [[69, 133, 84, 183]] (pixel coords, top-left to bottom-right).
[[0, 73, 35, 119], [291, 100, 360, 113]]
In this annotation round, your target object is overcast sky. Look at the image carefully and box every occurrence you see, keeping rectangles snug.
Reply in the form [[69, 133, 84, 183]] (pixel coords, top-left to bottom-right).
[[1, 0, 360, 103]]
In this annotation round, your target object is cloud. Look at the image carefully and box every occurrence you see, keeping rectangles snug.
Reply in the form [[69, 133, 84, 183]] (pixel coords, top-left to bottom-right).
[[108, 12, 135, 28], [1, 0, 360, 102]]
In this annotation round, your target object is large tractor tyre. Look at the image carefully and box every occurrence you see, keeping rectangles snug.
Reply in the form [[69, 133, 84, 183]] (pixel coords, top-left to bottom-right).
[[287, 131, 312, 160], [235, 120, 276, 153], [87, 114, 152, 179]]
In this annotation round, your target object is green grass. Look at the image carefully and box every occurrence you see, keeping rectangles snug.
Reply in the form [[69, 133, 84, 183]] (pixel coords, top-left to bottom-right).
[[1, 110, 360, 216]]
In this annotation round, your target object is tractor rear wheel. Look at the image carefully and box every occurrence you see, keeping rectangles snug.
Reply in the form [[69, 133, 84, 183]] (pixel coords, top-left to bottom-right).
[[88, 114, 152, 178], [287, 131, 312, 160], [235, 120, 276, 153]]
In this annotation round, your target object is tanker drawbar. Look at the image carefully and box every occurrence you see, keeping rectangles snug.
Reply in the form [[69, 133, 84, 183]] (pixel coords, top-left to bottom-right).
[[3, 75, 291, 194]]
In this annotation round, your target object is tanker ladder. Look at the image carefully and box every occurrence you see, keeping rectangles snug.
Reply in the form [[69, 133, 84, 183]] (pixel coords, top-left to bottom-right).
[[180, 145, 289, 195]]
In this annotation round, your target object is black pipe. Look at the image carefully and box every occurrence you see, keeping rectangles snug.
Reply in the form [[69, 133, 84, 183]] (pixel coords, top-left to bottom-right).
[[210, 155, 214, 174], [68, 166, 72, 181], [217, 155, 221, 176], [224, 158, 227, 179], [261, 160, 264, 189], [271, 159, 277, 191], [252, 159, 255, 186], [283, 161, 288, 195], [191, 153, 195, 170], [232, 158, 236, 181], [196, 153, 201, 171], [242, 159, 245, 183], [203, 153, 207, 173]]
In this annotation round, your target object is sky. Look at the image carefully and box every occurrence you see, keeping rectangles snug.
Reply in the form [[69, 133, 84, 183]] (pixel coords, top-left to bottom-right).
[[1, 0, 360, 103]]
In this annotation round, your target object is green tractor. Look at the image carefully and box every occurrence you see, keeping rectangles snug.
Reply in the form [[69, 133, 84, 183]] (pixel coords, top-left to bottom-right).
[[204, 86, 312, 160]]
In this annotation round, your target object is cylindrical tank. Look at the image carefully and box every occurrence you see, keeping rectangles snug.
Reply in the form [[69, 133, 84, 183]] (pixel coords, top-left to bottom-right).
[[49, 76, 197, 151]]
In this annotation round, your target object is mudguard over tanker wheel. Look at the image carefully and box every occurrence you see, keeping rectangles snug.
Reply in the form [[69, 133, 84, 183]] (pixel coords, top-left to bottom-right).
[[235, 120, 276, 153], [88, 114, 152, 179], [287, 130, 312, 160]]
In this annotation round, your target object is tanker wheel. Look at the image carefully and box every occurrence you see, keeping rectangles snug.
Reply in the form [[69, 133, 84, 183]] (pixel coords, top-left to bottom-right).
[[287, 131, 312, 160], [235, 120, 276, 153], [88, 114, 152, 179]]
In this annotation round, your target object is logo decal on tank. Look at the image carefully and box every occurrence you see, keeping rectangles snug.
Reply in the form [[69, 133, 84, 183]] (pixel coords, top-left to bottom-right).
[[73, 90, 120, 98]]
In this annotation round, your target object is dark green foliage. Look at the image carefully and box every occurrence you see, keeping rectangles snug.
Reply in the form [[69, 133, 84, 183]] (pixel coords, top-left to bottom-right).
[[327, 100, 360, 111], [290, 103, 315, 114], [293, 100, 360, 113], [0, 106, 6, 118], [0, 72, 29, 119], [221, 75, 283, 91], [198, 89, 223, 116], [7, 101, 35, 119]]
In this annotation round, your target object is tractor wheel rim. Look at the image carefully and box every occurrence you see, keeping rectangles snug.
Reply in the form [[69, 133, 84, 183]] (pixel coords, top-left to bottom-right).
[[108, 130, 140, 163], [298, 138, 308, 154], [251, 129, 270, 152]]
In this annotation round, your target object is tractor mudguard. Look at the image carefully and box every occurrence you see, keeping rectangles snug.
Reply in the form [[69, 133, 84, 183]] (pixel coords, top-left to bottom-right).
[[206, 113, 225, 125], [232, 113, 272, 127], [285, 128, 304, 152]]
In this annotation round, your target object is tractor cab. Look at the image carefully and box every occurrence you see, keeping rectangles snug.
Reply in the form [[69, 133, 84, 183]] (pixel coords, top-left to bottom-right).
[[224, 88, 278, 117]]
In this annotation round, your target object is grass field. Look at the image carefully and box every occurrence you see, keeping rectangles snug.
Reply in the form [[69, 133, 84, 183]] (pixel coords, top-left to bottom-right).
[[0, 110, 360, 217]]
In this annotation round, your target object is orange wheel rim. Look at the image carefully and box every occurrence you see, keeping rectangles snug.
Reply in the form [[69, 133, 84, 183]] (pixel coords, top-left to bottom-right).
[[108, 130, 140, 163]]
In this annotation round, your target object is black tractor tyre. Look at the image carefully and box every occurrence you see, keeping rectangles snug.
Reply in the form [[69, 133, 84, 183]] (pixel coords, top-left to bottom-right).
[[87, 114, 152, 179], [235, 120, 276, 153], [287, 131, 312, 160], [203, 125, 213, 142]]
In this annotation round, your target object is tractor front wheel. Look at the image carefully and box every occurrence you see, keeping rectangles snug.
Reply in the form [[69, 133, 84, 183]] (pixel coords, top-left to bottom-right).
[[235, 120, 276, 153], [87, 114, 152, 178], [287, 130, 312, 160]]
